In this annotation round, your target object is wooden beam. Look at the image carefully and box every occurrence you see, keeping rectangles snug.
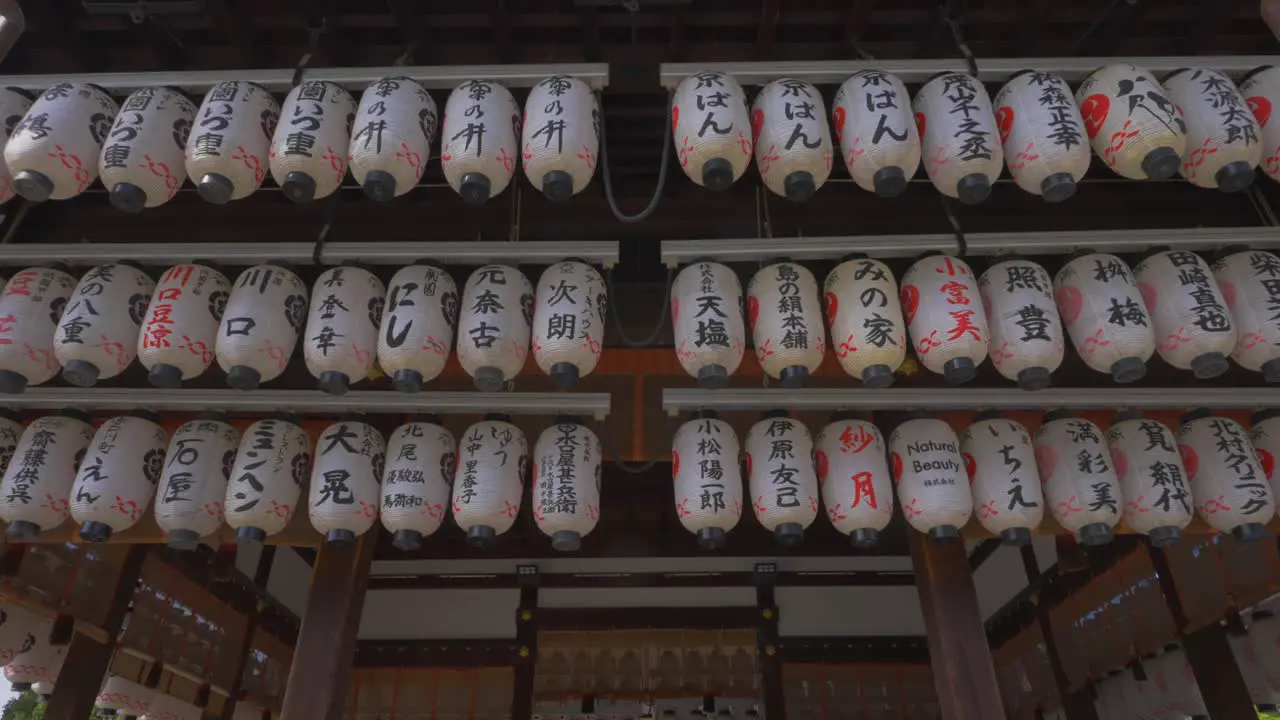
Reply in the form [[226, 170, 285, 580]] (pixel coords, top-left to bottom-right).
[[968, 538, 1001, 572], [844, 0, 874, 50], [754, 565, 785, 720], [1020, 545, 1099, 720], [220, 547, 276, 720], [491, 0, 512, 65], [755, 0, 782, 60], [510, 571, 537, 720], [206, 0, 259, 68]]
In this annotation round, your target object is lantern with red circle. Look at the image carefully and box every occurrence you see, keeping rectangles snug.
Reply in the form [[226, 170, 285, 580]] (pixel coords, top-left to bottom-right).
[[671, 71, 752, 191], [1179, 410, 1273, 541], [1240, 65, 1280, 185], [1053, 252, 1155, 383], [1164, 68, 1261, 193], [1034, 411, 1121, 545], [913, 72, 1003, 204], [889, 417, 970, 538], [815, 415, 892, 546], [979, 258, 1064, 390], [1134, 249, 1235, 379], [1075, 63, 1187, 180], [961, 412, 1043, 545], [672, 411, 743, 550], [745, 412, 818, 546], [1105, 411, 1192, 546], [993, 71, 1091, 202], [901, 255, 989, 384], [823, 257, 905, 387], [831, 70, 919, 197], [1212, 250, 1280, 382]]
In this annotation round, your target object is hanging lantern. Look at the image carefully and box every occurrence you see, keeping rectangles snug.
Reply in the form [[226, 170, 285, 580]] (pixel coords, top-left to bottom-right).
[[993, 71, 1091, 202], [1248, 611, 1280, 693], [456, 265, 533, 392], [0, 604, 45, 666], [0, 412, 93, 540], [672, 412, 742, 550], [349, 76, 437, 201], [751, 78, 833, 201], [1134, 249, 1235, 379], [823, 257, 905, 387], [747, 262, 825, 388], [1105, 411, 1192, 546], [54, 262, 155, 387], [0, 266, 77, 393], [1053, 252, 1155, 383], [185, 81, 279, 204], [1250, 409, 1280, 506], [0, 89, 33, 206], [978, 257, 1064, 390], [888, 417, 970, 538], [1164, 68, 1261, 192], [671, 71, 752, 191], [269, 81, 356, 203], [69, 413, 167, 542], [96, 675, 155, 717], [380, 418, 456, 551], [522, 75, 599, 201], [5, 82, 117, 202], [745, 412, 818, 546], [441, 80, 521, 204], [1075, 64, 1187, 180], [450, 415, 527, 548], [533, 419, 602, 551], [831, 70, 919, 197], [4, 638, 64, 690], [961, 413, 1043, 545], [142, 694, 203, 720], [154, 417, 240, 550], [99, 87, 197, 212], [1229, 630, 1280, 706], [216, 263, 308, 390], [308, 421, 385, 546], [303, 265, 385, 396], [814, 415, 892, 547], [912, 72, 1003, 204], [672, 261, 745, 388], [377, 265, 458, 392], [224, 417, 311, 544], [1178, 410, 1273, 541], [901, 255, 989, 384], [138, 263, 230, 388], [1241, 66, 1280, 184], [532, 261, 606, 388], [1034, 411, 1121, 545], [1212, 250, 1280, 382]]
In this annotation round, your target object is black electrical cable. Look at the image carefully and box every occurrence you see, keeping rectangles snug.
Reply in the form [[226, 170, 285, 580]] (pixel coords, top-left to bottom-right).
[[597, 90, 674, 224], [606, 265, 673, 348]]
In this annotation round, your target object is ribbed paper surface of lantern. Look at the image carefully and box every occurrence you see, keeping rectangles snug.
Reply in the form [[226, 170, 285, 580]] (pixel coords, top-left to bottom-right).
[[0, 89, 33, 205], [269, 81, 356, 203], [216, 264, 308, 389], [303, 266, 385, 394], [961, 418, 1043, 541], [1075, 64, 1188, 180], [1053, 253, 1155, 382], [522, 75, 598, 200], [5, 82, 117, 201], [69, 415, 167, 539], [823, 258, 905, 387], [377, 265, 458, 392], [138, 264, 230, 386], [0, 267, 77, 391], [185, 81, 279, 203], [815, 419, 893, 542], [1250, 415, 1280, 507], [747, 262, 825, 387], [142, 693, 203, 720], [751, 79, 833, 201], [672, 417, 743, 544], [533, 421, 602, 550], [889, 418, 971, 536], [1241, 66, 1280, 184], [1105, 417, 1192, 539], [308, 421, 385, 541], [99, 87, 197, 211], [4, 640, 64, 687], [456, 265, 532, 391], [0, 415, 93, 535], [54, 263, 155, 386], [1034, 416, 1121, 542], [901, 255, 989, 383], [1248, 613, 1280, 692], [441, 80, 521, 203], [913, 72, 1004, 204], [1134, 250, 1236, 377], [380, 421, 456, 545], [993, 72, 1091, 203], [154, 419, 240, 547], [532, 261, 606, 386], [672, 261, 745, 387], [349, 77, 437, 200], [831, 70, 920, 197], [745, 416, 819, 541], [1164, 68, 1261, 191], [1179, 414, 1275, 537], [451, 419, 527, 541], [1213, 250, 1280, 380], [96, 675, 155, 715], [223, 418, 312, 539], [671, 71, 753, 190], [979, 258, 1064, 390], [0, 604, 44, 666]]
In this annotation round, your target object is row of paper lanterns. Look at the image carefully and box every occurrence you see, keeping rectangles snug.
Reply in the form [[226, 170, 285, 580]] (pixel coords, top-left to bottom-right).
[[0, 259, 603, 394]]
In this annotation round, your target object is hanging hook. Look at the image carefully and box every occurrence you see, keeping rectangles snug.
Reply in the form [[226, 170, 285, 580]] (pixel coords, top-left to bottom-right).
[[292, 16, 328, 87], [939, 195, 968, 256]]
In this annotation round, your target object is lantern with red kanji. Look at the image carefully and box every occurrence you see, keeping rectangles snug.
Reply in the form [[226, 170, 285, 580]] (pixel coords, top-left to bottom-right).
[[377, 265, 458, 393], [746, 412, 818, 546], [380, 418, 455, 552], [1212, 250, 1280, 381], [441, 80, 521, 204], [823, 257, 905, 387], [522, 75, 598, 201], [303, 265, 386, 396], [913, 72, 1003, 204], [1105, 411, 1192, 546], [901, 255, 989, 384], [533, 419, 602, 552], [815, 415, 892, 546], [6, 82, 117, 202], [154, 417, 240, 550], [450, 414, 527, 548], [1164, 68, 1261, 192], [309, 421, 385, 546], [1179, 410, 1274, 541], [349, 76, 437, 201], [54, 262, 155, 387], [1034, 411, 1121, 545], [0, 267, 78, 393], [0, 88, 32, 206], [216, 263, 309, 390], [748, 262, 825, 388], [137, 263, 230, 388], [457, 265, 533, 392], [99, 86, 197, 212], [672, 261, 745, 388], [185, 81, 279, 204], [993, 71, 1091, 202], [672, 411, 742, 550], [1240, 65, 1280, 185], [1250, 408, 1280, 511], [533, 261, 606, 389], [1075, 63, 1186, 180], [0, 411, 93, 540], [979, 258, 1063, 390], [69, 412, 167, 542], [962, 413, 1043, 545], [751, 78, 833, 201], [269, 81, 356, 203], [95, 675, 155, 717], [832, 70, 919, 197], [224, 416, 312, 544], [1134, 249, 1235, 379], [889, 417, 970, 539], [1053, 252, 1155, 383], [671, 71, 752, 191]]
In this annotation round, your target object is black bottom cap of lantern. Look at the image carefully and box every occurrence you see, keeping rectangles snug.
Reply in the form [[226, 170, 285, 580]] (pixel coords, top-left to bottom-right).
[[861, 363, 895, 388], [236, 526, 267, 545], [362, 170, 397, 202], [148, 363, 184, 389], [542, 170, 574, 202], [459, 172, 491, 205], [61, 359, 100, 388], [326, 528, 356, 547], [701, 158, 734, 191], [774, 522, 804, 546], [5, 520, 40, 541], [12, 170, 53, 203], [697, 527, 727, 550], [551, 530, 581, 552], [167, 528, 201, 551], [467, 524, 497, 548], [1147, 525, 1182, 547], [697, 364, 730, 389], [108, 182, 148, 214], [1017, 366, 1051, 391], [955, 173, 991, 205], [779, 365, 809, 389], [873, 166, 907, 198], [1000, 527, 1032, 546], [281, 171, 317, 204], [392, 368, 424, 393], [550, 362, 580, 389], [472, 365, 505, 392], [928, 525, 959, 540], [783, 171, 816, 202], [851, 527, 880, 548], [1215, 160, 1256, 193], [1141, 146, 1181, 180], [10, 683, 31, 692], [1263, 358, 1280, 383], [392, 529, 423, 552], [226, 364, 262, 391], [1233, 522, 1268, 543], [196, 173, 234, 205], [943, 357, 976, 385], [1191, 351, 1230, 380], [1078, 522, 1113, 546], [0, 370, 26, 395], [1110, 356, 1147, 384], [79, 521, 113, 543], [1039, 172, 1077, 203], [317, 370, 351, 396]]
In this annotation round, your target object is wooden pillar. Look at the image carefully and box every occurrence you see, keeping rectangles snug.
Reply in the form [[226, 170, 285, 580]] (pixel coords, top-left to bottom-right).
[[510, 565, 539, 720], [754, 563, 784, 720], [1019, 545, 1099, 720], [220, 546, 277, 720], [279, 535, 374, 720]]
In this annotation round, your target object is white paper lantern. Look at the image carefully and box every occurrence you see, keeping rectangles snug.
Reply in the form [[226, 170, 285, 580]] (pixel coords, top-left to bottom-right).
[[823, 258, 905, 387], [303, 265, 385, 395], [96, 675, 155, 717], [1212, 250, 1280, 381], [1164, 68, 1261, 192], [1105, 413, 1192, 545], [0, 412, 93, 540], [1248, 611, 1280, 693], [1178, 411, 1274, 540], [814, 417, 892, 546], [4, 638, 64, 690], [672, 261, 745, 388], [185, 81, 279, 204], [979, 258, 1064, 390], [450, 416, 527, 547], [456, 265, 532, 391], [1053, 252, 1155, 383], [533, 420, 602, 551], [377, 265, 458, 392], [901, 255, 989, 384], [913, 72, 1003, 204], [224, 417, 311, 543], [99, 87, 197, 212], [1229, 630, 1280, 706], [745, 414, 818, 545], [349, 76, 437, 201], [1241, 66, 1280, 184], [532, 261, 606, 388], [1034, 412, 1121, 545], [138, 263, 230, 388], [269, 81, 356, 203], [1075, 63, 1187, 180], [0, 266, 77, 393], [0, 89, 33, 206], [441, 80, 521, 204], [308, 421, 384, 545], [6, 82, 117, 201], [381, 419, 455, 551], [142, 693, 203, 720], [888, 417, 970, 538], [992, 71, 1090, 202], [747, 262, 825, 387], [1134, 249, 1235, 378], [671, 71, 753, 191], [69, 414, 167, 542], [522, 75, 598, 201], [672, 413, 743, 549], [831, 70, 919, 197], [154, 418, 240, 550], [1251, 409, 1280, 510], [217, 263, 308, 390], [54, 262, 154, 387], [0, 604, 45, 667], [751, 79, 833, 201], [960, 415, 1043, 544]]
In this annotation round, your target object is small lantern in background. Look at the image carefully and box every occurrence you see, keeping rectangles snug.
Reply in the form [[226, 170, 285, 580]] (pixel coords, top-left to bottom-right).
[[269, 80, 356, 203], [823, 257, 905, 388], [349, 76, 437, 201], [1134, 249, 1235, 379], [99, 86, 197, 212], [901, 255, 989, 384], [303, 265, 385, 396], [224, 416, 312, 545], [69, 412, 167, 542], [751, 78, 833, 202], [0, 411, 93, 540], [185, 81, 279, 204], [672, 411, 742, 550], [1106, 411, 1192, 546], [1054, 252, 1154, 383], [533, 418, 602, 552], [671, 71, 753, 191], [1035, 410, 1122, 546], [456, 265, 533, 392], [0, 266, 77, 393], [832, 70, 919, 197], [154, 416, 240, 550], [1179, 409, 1273, 541], [672, 261, 745, 388], [979, 257, 1064, 390], [962, 412, 1043, 545], [377, 265, 458, 393], [216, 263, 309, 391], [309, 420, 385, 546], [54, 262, 155, 387], [1164, 68, 1261, 193], [380, 418, 455, 552], [450, 414, 528, 548], [913, 72, 1003, 204], [890, 416, 971, 539], [522, 75, 599, 201], [748, 262, 825, 388], [137, 263, 230, 388], [6, 82, 117, 202], [1076, 63, 1186, 180], [815, 414, 892, 547], [441, 80, 521, 204], [745, 412, 818, 546]]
